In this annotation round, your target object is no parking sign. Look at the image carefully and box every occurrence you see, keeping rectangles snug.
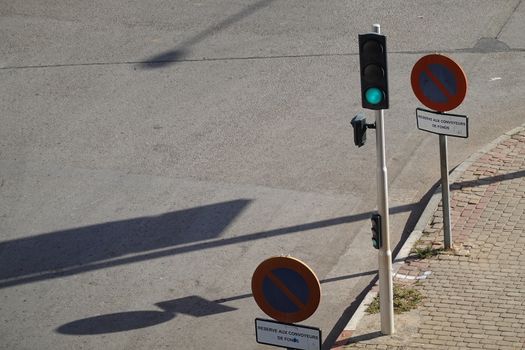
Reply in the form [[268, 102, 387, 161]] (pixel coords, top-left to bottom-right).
[[411, 54, 469, 138], [251, 256, 320, 324], [411, 54, 467, 112]]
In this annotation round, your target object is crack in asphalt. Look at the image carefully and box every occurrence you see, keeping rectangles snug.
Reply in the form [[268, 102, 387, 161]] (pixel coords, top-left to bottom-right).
[[1, 0, 523, 71], [496, 0, 523, 39], [1, 46, 525, 71]]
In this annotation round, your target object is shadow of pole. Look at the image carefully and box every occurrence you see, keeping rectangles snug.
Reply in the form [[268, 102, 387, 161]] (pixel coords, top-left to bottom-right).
[[321, 275, 379, 350], [50, 169, 525, 340], [139, 0, 276, 68], [452, 169, 525, 189], [56, 295, 237, 335], [0, 202, 415, 289], [345, 331, 384, 344], [56, 311, 175, 335], [0, 200, 421, 289], [0, 199, 251, 288], [211, 269, 379, 305], [56, 270, 378, 336], [16, 166, 519, 289]]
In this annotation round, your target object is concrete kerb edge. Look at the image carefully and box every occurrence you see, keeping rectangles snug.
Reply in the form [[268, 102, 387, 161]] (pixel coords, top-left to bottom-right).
[[337, 123, 525, 340]]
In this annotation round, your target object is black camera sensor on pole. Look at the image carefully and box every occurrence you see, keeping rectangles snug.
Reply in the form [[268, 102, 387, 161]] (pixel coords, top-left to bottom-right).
[[358, 33, 389, 110]]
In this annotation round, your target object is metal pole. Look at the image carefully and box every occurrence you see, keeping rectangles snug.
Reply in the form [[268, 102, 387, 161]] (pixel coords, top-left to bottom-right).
[[375, 109, 394, 335], [372, 23, 394, 335], [439, 134, 452, 249]]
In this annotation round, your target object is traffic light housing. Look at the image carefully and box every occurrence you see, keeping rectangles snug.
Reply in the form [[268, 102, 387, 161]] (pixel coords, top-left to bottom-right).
[[371, 213, 382, 249], [351, 114, 367, 147], [350, 113, 375, 147], [358, 33, 389, 110]]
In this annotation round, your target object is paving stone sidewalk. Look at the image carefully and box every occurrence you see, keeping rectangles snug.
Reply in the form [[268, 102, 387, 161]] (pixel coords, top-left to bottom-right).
[[343, 125, 525, 350]]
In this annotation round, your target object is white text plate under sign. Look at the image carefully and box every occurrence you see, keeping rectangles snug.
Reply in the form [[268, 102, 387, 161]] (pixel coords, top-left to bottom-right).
[[255, 318, 321, 350], [416, 108, 469, 138]]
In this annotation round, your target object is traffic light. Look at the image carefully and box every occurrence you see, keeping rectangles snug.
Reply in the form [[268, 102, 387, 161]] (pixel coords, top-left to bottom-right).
[[371, 213, 382, 249], [351, 114, 367, 147], [350, 113, 376, 147], [358, 33, 389, 110]]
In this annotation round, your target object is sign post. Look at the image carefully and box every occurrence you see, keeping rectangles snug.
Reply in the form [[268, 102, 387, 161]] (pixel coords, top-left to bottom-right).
[[439, 134, 452, 249], [411, 54, 468, 250]]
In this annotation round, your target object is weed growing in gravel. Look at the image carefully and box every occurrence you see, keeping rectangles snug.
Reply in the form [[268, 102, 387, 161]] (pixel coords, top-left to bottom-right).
[[366, 284, 424, 314], [413, 246, 444, 259]]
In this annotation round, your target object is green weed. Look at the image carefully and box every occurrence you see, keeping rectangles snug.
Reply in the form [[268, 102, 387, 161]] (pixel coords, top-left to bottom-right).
[[366, 284, 424, 314]]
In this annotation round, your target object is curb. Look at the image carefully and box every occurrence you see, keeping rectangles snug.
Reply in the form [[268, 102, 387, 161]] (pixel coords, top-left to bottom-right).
[[331, 123, 525, 348]]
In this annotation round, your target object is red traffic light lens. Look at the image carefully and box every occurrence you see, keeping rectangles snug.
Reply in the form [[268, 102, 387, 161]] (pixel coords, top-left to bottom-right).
[[362, 40, 383, 57]]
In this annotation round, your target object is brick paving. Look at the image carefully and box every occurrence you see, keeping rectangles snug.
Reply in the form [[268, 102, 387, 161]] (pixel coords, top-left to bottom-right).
[[343, 126, 525, 349]]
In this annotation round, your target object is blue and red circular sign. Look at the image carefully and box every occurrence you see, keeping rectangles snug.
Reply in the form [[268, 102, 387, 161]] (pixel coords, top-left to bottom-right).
[[411, 54, 467, 112], [252, 256, 321, 323]]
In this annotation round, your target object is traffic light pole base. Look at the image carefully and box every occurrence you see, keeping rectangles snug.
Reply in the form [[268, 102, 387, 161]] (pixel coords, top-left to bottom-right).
[[378, 249, 394, 335]]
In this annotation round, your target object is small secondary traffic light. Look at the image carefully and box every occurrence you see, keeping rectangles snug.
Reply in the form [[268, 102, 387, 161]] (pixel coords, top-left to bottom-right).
[[371, 213, 382, 249], [351, 114, 367, 147], [358, 33, 389, 110], [351, 113, 375, 147]]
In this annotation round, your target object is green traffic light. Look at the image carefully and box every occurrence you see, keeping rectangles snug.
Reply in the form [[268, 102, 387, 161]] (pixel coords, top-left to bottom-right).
[[365, 88, 384, 105]]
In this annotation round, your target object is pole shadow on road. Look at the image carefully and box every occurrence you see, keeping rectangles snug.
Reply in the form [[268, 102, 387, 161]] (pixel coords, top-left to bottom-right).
[[56, 270, 378, 335], [56, 295, 237, 335], [7, 169, 517, 289], [452, 169, 525, 189], [45, 171, 525, 341], [138, 0, 276, 69], [0, 200, 426, 289], [0, 200, 415, 289], [0, 199, 251, 288]]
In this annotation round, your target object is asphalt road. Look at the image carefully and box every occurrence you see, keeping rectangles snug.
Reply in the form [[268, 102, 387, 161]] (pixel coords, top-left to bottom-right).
[[1, 1, 524, 349]]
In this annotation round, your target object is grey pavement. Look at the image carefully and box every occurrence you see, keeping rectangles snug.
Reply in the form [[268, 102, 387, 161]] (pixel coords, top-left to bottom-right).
[[341, 125, 525, 349], [1, 1, 525, 350]]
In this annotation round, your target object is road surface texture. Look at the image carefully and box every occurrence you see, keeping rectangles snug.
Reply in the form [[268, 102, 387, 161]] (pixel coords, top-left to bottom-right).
[[1, 1, 524, 349]]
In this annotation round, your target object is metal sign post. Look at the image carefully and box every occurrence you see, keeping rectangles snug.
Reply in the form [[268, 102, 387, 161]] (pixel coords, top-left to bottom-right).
[[439, 135, 452, 249], [372, 24, 394, 336], [414, 107, 469, 250]]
